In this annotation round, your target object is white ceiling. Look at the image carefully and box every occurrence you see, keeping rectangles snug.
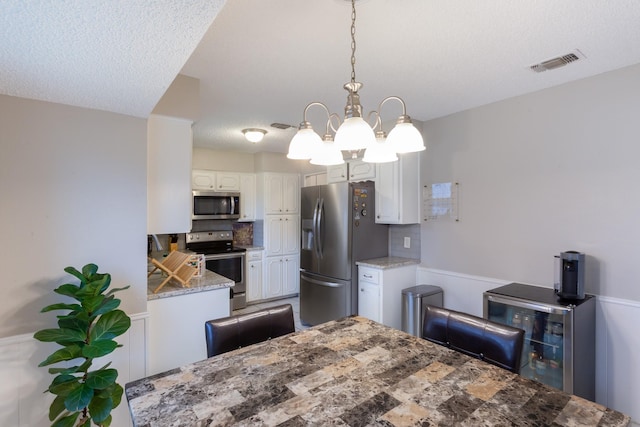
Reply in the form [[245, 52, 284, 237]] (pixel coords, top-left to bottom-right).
[[0, 0, 225, 117], [3, 0, 640, 155]]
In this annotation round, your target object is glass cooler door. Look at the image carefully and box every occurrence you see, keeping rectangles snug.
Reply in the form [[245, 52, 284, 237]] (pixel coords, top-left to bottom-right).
[[485, 296, 571, 391]]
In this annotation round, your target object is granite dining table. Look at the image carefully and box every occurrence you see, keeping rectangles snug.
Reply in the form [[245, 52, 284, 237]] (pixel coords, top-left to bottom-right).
[[125, 316, 630, 426]]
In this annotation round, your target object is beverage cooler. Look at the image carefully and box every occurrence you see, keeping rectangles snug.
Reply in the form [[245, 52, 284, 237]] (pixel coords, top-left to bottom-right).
[[483, 283, 595, 400]]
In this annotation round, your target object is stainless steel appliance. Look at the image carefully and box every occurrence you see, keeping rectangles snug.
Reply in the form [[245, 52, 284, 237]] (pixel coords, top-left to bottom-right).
[[484, 283, 595, 400], [300, 181, 388, 326], [554, 251, 586, 300], [186, 231, 246, 309], [192, 191, 240, 220]]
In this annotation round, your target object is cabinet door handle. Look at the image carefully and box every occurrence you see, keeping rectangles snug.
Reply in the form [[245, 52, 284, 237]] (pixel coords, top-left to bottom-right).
[[364, 274, 373, 279]]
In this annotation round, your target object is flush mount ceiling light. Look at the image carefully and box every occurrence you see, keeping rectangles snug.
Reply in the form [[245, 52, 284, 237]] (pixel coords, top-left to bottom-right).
[[287, 0, 425, 165], [242, 128, 267, 143]]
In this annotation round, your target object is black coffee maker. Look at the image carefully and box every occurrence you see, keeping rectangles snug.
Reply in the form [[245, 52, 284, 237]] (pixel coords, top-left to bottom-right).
[[554, 251, 585, 300]]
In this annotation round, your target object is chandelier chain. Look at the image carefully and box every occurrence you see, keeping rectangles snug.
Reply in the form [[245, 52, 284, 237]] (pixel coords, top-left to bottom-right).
[[350, 0, 356, 83]]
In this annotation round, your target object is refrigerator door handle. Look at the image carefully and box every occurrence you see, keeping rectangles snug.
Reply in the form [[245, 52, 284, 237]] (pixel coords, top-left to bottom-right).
[[302, 274, 343, 288], [312, 197, 320, 258], [317, 197, 324, 257]]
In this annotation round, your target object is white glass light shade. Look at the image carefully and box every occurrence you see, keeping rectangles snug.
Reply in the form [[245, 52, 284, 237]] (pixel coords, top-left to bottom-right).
[[242, 128, 266, 143], [334, 117, 376, 151], [310, 140, 345, 166], [387, 122, 425, 153], [363, 136, 398, 163], [287, 128, 322, 160]]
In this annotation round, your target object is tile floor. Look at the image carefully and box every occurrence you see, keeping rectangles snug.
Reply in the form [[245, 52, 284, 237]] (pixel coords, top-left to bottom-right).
[[232, 295, 309, 331]]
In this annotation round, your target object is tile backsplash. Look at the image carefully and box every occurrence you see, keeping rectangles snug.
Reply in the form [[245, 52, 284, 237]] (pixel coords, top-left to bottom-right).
[[388, 224, 421, 259], [232, 222, 254, 246]]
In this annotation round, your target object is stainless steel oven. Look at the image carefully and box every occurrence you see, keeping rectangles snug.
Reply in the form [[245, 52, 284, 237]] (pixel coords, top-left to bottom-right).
[[204, 252, 246, 310], [186, 231, 247, 310]]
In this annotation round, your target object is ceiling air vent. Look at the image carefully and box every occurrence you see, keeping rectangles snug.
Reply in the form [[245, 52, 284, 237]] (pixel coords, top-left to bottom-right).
[[529, 50, 584, 73], [270, 122, 294, 130]]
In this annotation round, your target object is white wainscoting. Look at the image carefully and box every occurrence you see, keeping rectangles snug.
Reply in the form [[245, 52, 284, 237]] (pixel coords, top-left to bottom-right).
[[417, 267, 639, 426], [0, 312, 149, 427]]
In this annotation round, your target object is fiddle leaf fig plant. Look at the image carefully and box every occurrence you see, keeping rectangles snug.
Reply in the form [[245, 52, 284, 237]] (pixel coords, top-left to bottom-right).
[[34, 263, 131, 427]]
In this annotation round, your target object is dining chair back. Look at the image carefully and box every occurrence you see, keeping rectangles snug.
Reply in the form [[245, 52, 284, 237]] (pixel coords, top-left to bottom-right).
[[422, 305, 525, 373], [205, 304, 295, 357]]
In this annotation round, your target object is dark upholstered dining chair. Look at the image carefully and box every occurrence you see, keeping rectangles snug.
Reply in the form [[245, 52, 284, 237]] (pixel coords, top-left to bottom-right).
[[422, 305, 525, 373], [205, 304, 295, 357]]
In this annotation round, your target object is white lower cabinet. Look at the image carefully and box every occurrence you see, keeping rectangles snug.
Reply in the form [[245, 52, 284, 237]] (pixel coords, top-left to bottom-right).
[[246, 250, 263, 302], [357, 263, 418, 330], [358, 280, 381, 322], [264, 256, 299, 299]]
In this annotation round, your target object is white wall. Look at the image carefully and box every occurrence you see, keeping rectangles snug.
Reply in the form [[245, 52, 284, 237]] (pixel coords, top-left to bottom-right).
[[421, 63, 640, 302], [418, 63, 640, 423], [192, 148, 326, 175], [193, 147, 256, 172], [0, 94, 149, 425]]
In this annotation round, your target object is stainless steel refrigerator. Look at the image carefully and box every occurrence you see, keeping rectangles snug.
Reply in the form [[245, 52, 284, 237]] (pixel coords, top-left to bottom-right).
[[300, 181, 388, 326]]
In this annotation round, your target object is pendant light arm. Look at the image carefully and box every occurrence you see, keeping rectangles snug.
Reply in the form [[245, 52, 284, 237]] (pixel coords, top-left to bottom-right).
[[367, 110, 383, 132], [377, 96, 408, 117], [301, 102, 331, 123], [377, 95, 416, 126], [327, 112, 341, 134]]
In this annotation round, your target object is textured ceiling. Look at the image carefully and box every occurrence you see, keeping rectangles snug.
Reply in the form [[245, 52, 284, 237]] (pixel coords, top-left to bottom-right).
[[3, 1, 640, 155], [183, 0, 640, 154], [0, 0, 225, 117]]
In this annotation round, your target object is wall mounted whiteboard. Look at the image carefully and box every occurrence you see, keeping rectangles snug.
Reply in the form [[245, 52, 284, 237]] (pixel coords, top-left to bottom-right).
[[423, 182, 459, 222]]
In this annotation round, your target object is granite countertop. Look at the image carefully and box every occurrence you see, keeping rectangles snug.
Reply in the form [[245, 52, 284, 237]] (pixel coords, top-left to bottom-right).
[[356, 256, 420, 269], [237, 245, 264, 251], [125, 316, 630, 426], [147, 267, 233, 301]]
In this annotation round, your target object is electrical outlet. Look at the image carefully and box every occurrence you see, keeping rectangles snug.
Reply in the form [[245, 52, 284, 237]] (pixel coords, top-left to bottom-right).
[[403, 237, 411, 248]]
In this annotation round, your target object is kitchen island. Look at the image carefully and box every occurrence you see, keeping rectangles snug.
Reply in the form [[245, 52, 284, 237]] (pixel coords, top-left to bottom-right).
[[126, 316, 630, 426], [147, 263, 234, 376]]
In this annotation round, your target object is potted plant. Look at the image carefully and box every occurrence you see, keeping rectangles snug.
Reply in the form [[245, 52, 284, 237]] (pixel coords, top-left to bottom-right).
[[34, 263, 131, 427]]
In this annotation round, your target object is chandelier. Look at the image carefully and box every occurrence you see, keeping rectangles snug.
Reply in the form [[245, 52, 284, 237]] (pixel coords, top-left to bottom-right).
[[287, 0, 425, 165]]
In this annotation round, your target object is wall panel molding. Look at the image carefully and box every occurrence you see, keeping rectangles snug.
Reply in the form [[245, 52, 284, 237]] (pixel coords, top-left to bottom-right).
[[417, 266, 639, 425], [1, 312, 149, 427]]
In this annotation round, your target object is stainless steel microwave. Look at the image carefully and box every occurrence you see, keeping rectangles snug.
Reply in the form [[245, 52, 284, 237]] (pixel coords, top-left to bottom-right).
[[192, 191, 240, 220]]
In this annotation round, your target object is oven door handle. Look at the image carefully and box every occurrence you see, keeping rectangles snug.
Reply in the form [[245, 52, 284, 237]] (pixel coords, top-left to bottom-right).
[[204, 252, 246, 261]]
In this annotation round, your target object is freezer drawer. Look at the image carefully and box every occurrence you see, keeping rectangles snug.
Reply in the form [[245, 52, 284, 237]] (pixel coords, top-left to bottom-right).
[[300, 272, 349, 326]]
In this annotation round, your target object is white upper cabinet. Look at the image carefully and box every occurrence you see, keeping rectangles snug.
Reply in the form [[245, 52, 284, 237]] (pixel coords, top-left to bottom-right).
[[375, 152, 420, 224], [327, 163, 348, 183], [327, 159, 376, 183], [147, 115, 192, 234], [192, 170, 241, 191], [260, 173, 299, 215], [303, 172, 328, 187], [238, 173, 256, 221], [348, 159, 376, 182], [282, 174, 299, 214], [192, 170, 216, 190], [215, 172, 240, 191]]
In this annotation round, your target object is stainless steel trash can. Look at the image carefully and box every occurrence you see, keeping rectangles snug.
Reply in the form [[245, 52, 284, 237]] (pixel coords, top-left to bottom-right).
[[401, 285, 443, 337]]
